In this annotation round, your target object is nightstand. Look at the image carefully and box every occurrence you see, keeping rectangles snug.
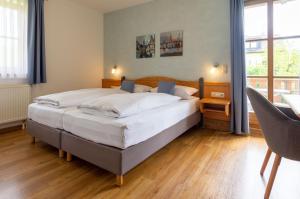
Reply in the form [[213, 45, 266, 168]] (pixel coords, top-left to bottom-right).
[[199, 98, 231, 117]]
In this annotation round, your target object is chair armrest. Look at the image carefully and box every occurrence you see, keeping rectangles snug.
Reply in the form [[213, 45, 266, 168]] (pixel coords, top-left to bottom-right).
[[276, 105, 300, 121]]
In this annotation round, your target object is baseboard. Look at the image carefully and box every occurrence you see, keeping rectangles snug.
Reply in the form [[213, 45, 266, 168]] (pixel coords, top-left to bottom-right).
[[204, 118, 264, 137]]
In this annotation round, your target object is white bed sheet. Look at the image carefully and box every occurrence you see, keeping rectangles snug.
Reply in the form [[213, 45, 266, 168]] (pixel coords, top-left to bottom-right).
[[28, 103, 75, 129], [62, 97, 199, 149]]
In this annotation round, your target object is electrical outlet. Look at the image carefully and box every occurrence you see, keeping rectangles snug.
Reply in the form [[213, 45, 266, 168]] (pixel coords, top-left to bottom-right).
[[211, 92, 225, 98]]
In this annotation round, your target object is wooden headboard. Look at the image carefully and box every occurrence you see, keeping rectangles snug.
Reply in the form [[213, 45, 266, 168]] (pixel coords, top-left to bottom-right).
[[102, 76, 230, 100], [103, 76, 201, 97], [103, 76, 199, 88]]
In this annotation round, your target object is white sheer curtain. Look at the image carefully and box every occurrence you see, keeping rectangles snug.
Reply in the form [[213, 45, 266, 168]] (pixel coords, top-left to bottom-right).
[[0, 0, 28, 81]]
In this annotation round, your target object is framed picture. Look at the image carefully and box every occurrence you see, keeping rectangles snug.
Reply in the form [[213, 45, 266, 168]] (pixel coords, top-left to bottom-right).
[[160, 30, 183, 57], [136, 34, 155, 58]]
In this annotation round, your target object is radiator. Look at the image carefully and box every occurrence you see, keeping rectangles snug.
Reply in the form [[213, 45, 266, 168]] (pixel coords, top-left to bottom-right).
[[0, 84, 31, 125]]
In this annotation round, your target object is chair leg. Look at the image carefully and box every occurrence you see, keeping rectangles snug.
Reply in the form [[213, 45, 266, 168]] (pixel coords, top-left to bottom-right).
[[116, 175, 124, 186], [264, 154, 281, 199], [260, 147, 272, 176]]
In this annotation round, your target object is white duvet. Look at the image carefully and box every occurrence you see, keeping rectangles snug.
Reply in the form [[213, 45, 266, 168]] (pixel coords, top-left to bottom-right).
[[79, 92, 181, 118], [34, 88, 126, 108]]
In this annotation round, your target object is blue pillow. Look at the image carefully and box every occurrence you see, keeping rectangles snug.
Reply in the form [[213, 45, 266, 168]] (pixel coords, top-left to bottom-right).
[[121, 80, 135, 93], [157, 81, 176, 95]]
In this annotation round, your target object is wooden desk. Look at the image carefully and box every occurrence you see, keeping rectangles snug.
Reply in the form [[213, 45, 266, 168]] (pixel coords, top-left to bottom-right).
[[282, 94, 300, 117], [199, 98, 231, 117]]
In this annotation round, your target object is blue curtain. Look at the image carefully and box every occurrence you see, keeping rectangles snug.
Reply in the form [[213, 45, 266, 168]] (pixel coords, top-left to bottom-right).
[[28, 0, 46, 84], [230, 0, 249, 134]]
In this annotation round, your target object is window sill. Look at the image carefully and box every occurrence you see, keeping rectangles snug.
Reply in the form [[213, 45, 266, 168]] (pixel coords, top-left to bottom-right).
[[0, 78, 28, 85]]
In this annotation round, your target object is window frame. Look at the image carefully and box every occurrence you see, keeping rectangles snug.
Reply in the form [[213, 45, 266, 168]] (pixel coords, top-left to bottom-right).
[[0, 0, 28, 83], [245, 0, 300, 102]]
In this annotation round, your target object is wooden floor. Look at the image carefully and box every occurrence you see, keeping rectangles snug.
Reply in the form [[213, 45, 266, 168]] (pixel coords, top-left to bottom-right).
[[1, 128, 300, 199]]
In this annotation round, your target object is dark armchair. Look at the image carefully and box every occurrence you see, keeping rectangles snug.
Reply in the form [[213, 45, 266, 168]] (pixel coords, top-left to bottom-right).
[[247, 87, 300, 199]]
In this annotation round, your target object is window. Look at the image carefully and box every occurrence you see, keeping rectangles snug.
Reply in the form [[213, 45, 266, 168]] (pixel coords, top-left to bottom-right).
[[0, 0, 28, 81], [245, 0, 300, 108]]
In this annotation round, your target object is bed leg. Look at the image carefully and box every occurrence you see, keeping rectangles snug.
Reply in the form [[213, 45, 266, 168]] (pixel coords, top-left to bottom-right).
[[22, 121, 26, 130], [116, 175, 124, 186], [59, 149, 64, 158], [31, 136, 35, 144], [67, 152, 72, 162]]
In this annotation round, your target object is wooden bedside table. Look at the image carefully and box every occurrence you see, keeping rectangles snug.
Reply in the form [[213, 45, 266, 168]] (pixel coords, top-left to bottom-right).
[[199, 98, 231, 117]]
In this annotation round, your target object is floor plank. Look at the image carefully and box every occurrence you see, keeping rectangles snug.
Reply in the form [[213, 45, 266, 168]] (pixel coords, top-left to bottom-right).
[[0, 128, 299, 199]]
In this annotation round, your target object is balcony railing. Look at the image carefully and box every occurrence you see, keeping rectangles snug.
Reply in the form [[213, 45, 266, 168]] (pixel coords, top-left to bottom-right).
[[247, 76, 300, 105]]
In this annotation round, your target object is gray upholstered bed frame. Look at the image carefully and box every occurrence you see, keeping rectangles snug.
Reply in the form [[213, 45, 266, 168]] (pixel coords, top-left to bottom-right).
[[27, 112, 200, 186], [61, 111, 200, 185], [27, 76, 204, 186]]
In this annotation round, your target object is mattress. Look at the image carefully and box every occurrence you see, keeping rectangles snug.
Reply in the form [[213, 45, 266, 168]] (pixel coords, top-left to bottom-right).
[[28, 103, 74, 129], [62, 97, 199, 149]]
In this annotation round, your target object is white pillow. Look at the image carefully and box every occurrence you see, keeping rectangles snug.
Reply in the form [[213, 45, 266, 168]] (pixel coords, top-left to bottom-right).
[[134, 84, 152, 93], [151, 85, 198, 100], [176, 85, 198, 96]]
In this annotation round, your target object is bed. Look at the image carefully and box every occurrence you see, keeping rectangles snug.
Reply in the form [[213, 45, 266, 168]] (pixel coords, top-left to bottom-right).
[[27, 88, 126, 158], [60, 76, 204, 186]]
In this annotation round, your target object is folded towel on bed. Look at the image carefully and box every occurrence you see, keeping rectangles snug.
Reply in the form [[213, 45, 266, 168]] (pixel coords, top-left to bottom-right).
[[79, 92, 181, 118], [34, 88, 126, 108]]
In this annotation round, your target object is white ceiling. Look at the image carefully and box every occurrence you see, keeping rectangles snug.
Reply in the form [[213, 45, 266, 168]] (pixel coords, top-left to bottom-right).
[[73, 0, 154, 13]]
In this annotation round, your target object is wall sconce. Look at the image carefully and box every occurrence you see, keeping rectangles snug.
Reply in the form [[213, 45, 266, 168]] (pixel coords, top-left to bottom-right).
[[210, 63, 220, 74], [210, 63, 228, 74], [111, 65, 118, 74]]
